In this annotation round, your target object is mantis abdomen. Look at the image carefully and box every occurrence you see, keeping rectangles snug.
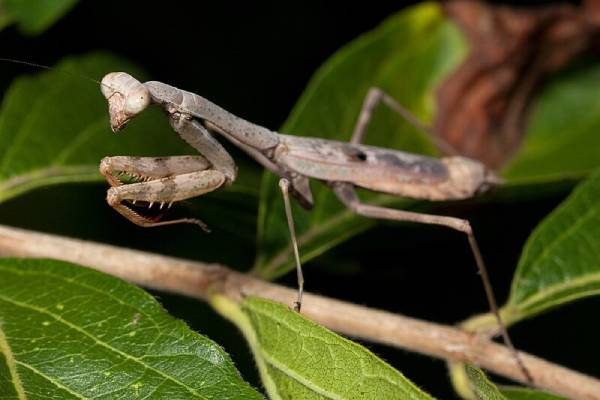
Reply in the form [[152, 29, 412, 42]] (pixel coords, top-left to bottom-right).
[[276, 135, 494, 200]]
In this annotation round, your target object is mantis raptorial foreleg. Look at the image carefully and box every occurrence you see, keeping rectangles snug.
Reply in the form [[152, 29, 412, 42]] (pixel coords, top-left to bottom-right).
[[169, 115, 237, 183], [99, 93, 237, 230], [100, 155, 212, 187], [101, 154, 225, 230], [99, 73, 531, 381]]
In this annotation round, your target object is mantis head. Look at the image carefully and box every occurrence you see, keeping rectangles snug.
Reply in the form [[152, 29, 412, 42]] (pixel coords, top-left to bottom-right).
[[101, 72, 151, 132]]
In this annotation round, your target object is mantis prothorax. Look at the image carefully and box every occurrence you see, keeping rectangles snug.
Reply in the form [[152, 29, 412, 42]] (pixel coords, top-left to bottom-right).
[[99, 72, 531, 382]]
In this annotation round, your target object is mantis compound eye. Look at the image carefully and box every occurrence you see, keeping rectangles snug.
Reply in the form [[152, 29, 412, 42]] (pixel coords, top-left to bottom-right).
[[124, 86, 151, 115], [100, 72, 150, 132]]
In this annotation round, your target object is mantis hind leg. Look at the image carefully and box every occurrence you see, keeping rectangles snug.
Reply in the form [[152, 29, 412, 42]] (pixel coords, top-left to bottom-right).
[[351, 87, 457, 155], [331, 181, 533, 383]]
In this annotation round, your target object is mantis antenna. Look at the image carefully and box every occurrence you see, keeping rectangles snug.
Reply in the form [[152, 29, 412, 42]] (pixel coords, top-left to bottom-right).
[[1, 58, 533, 382]]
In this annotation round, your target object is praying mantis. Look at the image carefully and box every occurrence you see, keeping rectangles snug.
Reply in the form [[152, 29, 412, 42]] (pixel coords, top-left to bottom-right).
[[98, 72, 531, 381]]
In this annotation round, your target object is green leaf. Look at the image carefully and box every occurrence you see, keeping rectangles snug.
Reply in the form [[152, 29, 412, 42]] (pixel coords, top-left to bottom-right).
[[0, 52, 196, 204], [0, 52, 263, 202], [500, 387, 567, 400], [251, 2, 600, 280], [212, 295, 433, 400], [465, 369, 570, 400], [0, 3, 13, 31], [504, 168, 600, 324], [503, 63, 600, 182], [253, 2, 466, 278], [0, 52, 261, 243], [0, 0, 78, 35], [0, 258, 263, 399], [465, 367, 568, 400], [464, 365, 507, 400]]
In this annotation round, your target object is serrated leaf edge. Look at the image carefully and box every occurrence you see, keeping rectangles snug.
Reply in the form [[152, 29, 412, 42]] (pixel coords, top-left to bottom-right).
[[465, 364, 507, 400], [210, 295, 277, 399], [0, 293, 211, 399], [513, 196, 599, 296], [508, 170, 600, 321], [0, 264, 215, 399], [212, 295, 370, 399], [249, 308, 419, 398], [213, 295, 433, 400], [509, 272, 600, 321]]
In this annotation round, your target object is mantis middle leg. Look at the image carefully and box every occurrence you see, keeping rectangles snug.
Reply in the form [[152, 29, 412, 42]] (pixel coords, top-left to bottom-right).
[[351, 87, 457, 155], [279, 178, 304, 312]]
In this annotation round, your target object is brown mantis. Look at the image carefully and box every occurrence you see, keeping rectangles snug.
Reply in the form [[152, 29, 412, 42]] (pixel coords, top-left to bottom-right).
[[98, 72, 532, 381]]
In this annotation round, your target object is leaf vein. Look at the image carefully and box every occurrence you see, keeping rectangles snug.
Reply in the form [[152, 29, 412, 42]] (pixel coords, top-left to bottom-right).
[[16, 361, 85, 399], [0, 294, 210, 399], [513, 199, 600, 298], [0, 324, 27, 400], [517, 271, 600, 312]]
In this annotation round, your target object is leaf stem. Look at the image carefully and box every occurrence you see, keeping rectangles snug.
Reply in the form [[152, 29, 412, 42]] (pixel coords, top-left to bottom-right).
[[0, 224, 598, 400]]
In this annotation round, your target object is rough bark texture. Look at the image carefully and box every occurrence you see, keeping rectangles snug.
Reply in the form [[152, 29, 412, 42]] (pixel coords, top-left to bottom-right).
[[1, 225, 600, 399]]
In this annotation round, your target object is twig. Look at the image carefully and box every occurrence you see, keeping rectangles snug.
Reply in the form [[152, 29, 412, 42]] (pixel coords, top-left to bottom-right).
[[0, 224, 598, 400]]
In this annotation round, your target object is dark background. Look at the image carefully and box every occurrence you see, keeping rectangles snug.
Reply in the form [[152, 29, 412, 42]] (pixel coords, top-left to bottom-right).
[[1, 1, 597, 398]]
